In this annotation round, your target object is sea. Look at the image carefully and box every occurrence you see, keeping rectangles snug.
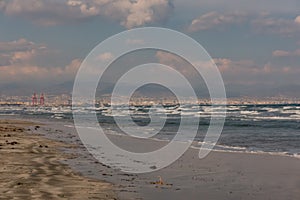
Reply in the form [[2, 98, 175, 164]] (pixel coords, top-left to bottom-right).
[[1, 103, 300, 158]]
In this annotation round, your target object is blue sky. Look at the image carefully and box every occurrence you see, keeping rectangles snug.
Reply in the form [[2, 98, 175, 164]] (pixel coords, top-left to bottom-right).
[[0, 0, 300, 97]]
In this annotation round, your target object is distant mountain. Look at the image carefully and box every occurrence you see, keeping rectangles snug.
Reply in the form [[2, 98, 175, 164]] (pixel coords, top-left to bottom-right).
[[0, 83, 36, 96], [225, 84, 300, 98], [130, 84, 176, 98], [42, 80, 120, 96], [42, 81, 74, 95], [1, 80, 300, 99]]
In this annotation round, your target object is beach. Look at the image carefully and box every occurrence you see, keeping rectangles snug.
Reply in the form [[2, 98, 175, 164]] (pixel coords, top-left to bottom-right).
[[1, 118, 300, 200], [2, 0, 300, 199], [0, 119, 116, 200]]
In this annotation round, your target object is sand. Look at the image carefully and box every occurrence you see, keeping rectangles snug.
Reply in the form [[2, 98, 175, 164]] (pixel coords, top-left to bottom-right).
[[0, 120, 116, 200], [1, 118, 300, 200], [137, 149, 300, 200], [53, 125, 300, 200], [92, 132, 300, 200]]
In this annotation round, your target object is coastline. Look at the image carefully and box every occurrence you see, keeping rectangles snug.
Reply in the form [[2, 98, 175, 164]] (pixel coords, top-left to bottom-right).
[[1, 117, 300, 200]]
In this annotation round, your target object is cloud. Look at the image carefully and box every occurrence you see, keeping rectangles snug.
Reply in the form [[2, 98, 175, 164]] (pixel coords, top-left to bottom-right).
[[155, 51, 198, 77], [272, 50, 290, 57], [0, 0, 92, 26], [155, 51, 300, 86], [0, 58, 81, 84], [213, 58, 261, 74], [214, 58, 298, 75], [272, 49, 300, 57], [188, 11, 247, 32], [252, 15, 300, 37], [0, 0, 173, 28], [64, 58, 82, 75], [295, 16, 300, 24], [0, 38, 81, 84], [125, 0, 173, 28], [0, 38, 47, 66], [0, 1, 5, 9], [0, 54, 11, 66], [176, 0, 300, 15], [0, 38, 45, 53], [156, 51, 268, 79], [188, 11, 300, 39], [97, 52, 114, 61], [213, 58, 300, 87]]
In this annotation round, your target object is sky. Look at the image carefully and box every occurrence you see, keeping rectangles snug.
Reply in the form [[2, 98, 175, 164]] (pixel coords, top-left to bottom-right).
[[0, 0, 300, 97]]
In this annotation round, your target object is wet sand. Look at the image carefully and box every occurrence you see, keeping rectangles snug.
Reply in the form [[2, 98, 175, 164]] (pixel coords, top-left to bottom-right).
[[0, 120, 116, 200], [84, 132, 300, 200], [53, 123, 300, 200], [137, 148, 300, 200]]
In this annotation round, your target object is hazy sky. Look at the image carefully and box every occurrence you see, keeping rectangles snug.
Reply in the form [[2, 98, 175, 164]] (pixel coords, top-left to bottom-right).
[[0, 0, 300, 97]]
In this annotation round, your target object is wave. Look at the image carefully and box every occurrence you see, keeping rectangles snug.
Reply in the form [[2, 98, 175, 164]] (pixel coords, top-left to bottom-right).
[[191, 144, 300, 159], [240, 110, 260, 115], [0, 113, 19, 116], [248, 116, 300, 120]]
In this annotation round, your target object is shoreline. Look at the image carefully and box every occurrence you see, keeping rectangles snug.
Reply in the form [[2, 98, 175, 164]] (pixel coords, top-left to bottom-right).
[[1, 117, 300, 200], [67, 123, 300, 161]]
